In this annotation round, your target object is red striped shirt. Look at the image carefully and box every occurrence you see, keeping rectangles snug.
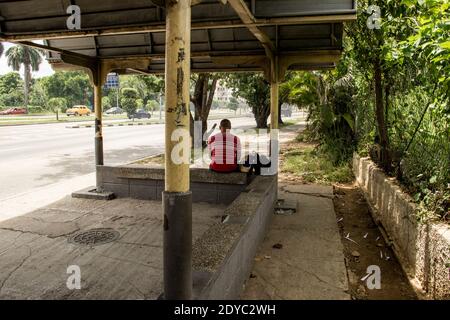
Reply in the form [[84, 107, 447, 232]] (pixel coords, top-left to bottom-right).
[[208, 132, 241, 172]]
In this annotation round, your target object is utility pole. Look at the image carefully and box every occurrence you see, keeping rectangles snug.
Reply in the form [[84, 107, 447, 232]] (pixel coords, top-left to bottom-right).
[[163, 0, 192, 300]]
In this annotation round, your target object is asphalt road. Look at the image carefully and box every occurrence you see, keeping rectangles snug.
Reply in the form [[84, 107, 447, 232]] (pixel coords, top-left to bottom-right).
[[0, 116, 257, 220]]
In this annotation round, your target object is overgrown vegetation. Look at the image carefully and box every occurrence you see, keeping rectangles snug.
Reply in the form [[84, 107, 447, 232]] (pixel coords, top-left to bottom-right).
[[282, 142, 354, 185], [283, 0, 449, 222]]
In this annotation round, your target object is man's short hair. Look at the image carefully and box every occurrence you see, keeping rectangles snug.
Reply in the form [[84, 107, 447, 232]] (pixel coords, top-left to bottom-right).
[[220, 119, 231, 129]]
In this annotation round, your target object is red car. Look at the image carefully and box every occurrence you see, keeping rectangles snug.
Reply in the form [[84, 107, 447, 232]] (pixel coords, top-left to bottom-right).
[[0, 107, 27, 115]]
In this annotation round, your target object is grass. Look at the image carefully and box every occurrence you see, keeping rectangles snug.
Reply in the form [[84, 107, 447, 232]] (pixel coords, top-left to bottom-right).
[[136, 154, 165, 166], [279, 120, 297, 128], [0, 111, 247, 127], [0, 114, 130, 126], [281, 143, 354, 185]]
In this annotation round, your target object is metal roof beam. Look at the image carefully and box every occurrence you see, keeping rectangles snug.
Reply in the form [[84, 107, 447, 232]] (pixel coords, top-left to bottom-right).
[[0, 14, 356, 42], [226, 0, 275, 60]]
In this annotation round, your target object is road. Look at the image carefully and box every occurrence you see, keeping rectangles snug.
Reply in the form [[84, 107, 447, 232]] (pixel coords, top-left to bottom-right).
[[0, 117, 257, 221]]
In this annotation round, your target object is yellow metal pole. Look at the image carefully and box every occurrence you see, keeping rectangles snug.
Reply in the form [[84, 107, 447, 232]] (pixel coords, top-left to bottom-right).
[[165, 0, 191, 192], [163, 0, 192, 300], [94, 70, 104, 192], [268, 55, 279, 176], [270, 55, 279, 130]]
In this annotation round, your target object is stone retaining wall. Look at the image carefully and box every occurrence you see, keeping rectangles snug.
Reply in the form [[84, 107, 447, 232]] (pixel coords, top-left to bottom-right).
[[193, 175, 278, 299], [353, 154, 450, 299]]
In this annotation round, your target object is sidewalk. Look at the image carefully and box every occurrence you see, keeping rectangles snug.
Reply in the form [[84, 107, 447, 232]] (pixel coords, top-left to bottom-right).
[[0, 197, 225, 299], [241, 183, 350, 300]]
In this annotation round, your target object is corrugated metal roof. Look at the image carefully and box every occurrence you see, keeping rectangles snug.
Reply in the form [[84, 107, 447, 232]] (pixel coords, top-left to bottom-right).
[[0, 0, 357, 73]]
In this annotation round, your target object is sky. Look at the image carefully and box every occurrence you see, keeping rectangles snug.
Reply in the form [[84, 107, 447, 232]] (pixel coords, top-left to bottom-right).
[[0, 41, 55, 79]]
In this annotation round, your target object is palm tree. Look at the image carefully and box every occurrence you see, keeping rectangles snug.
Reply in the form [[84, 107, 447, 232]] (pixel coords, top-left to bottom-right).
[[5, 44, 43, 111]]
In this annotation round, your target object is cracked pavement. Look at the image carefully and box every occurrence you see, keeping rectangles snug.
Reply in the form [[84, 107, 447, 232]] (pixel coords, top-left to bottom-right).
[[0, 197, 225, 299], [241, 183, 350, 300]]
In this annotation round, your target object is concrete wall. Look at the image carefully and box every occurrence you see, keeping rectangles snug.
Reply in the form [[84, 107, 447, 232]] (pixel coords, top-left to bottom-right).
[[193, 175, 278, 299], [97, 165, 249, 205], [353, 154, 450, 300]]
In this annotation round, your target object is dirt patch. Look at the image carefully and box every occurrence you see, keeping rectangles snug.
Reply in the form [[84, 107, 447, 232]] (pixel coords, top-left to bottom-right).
[[333, 184, 418, 300]]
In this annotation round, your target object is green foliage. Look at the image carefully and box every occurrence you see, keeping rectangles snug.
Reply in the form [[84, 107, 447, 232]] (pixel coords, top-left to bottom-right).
[[5, 45, 42, 72], [146, 99, 159, 112], [227, 96, 239, 112], [26, 106, 46, 113], [120, 87, 138, 117], [29, 81, 48, 110], [102, 96, 112, 110], [48, 97, 67, 112], [5, 45, 43, 108], [224, 73, 270, 128], [136, 98, 144, 110], [212, 100, 220, 109], [121, 74, 164, 103], [282, 143, 354, 185], [283, 0, 449, 221], [285, 71, 357, 165], [38, 71, 92, 108], [0, 72, 24, 107]]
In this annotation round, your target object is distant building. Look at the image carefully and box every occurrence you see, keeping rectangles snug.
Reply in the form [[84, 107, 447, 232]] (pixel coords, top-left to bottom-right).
[[215, 83, 248, 110], [215, 84, 233, 105]]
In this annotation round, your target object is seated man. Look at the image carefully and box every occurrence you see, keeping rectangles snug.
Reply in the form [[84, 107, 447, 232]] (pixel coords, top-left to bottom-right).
[[208, 119, 241, 173]]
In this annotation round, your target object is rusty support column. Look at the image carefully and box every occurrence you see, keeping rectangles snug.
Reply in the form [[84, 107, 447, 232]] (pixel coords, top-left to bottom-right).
[[163, 0, 192, 300], [270, 55, 279, 130], [94, 68, 104, 191], [268, 55, 279, 176]]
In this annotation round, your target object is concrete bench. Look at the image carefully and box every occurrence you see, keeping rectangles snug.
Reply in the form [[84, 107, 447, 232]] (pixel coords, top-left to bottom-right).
[[97, 165, 250, 205]]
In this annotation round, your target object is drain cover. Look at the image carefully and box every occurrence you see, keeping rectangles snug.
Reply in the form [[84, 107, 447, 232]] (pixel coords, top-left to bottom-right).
[[69, 228, 120, 246]]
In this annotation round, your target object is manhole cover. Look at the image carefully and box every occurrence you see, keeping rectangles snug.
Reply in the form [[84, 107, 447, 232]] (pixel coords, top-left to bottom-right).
[[69, 228, 120, 246]]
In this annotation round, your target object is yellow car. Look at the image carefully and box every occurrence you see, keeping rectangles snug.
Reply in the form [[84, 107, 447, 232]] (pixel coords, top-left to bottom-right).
[[66, 105, 91, 116]]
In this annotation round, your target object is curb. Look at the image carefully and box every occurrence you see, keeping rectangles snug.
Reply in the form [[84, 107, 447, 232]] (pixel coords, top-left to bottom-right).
[[66, 122, 160, 129], [65, 114, 249, 129]]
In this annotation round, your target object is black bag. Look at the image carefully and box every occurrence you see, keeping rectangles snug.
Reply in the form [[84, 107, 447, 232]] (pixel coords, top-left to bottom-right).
[[243, 153, 272, 175]]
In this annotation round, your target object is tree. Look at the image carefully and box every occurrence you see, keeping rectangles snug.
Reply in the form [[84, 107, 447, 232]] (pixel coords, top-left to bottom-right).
[[227, 97, 239, 114], [102, 96, 112, 111], [121, 74, 165, 104], [190, 73, 218, 141], [48, 97, 67, 120], [38, 71, 92, 109], [146, 99, 159, 115], [225, 73, 270, 128], [139, 75, 165, 100], [136, 98, 144, 110], [121, 76, 148, 102], [212, 100, 220, 110], [5, 45, 43, 111], [120, 87, 138, 118], [29, 81, 49, 110], [0, 72, 24, 107]]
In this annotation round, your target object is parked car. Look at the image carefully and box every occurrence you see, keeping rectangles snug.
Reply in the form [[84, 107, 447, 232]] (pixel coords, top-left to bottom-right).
[[0, 107, 27, 115], [128, 109, 151, 119], [105, 107, 124, 115], [66, 105, 91, 116]]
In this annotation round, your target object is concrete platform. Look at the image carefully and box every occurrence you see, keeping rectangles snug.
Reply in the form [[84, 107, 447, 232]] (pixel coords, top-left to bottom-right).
[[0, 197, 225, 299], [242, 183, 350, 300], [72, 187, 115, 200]]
